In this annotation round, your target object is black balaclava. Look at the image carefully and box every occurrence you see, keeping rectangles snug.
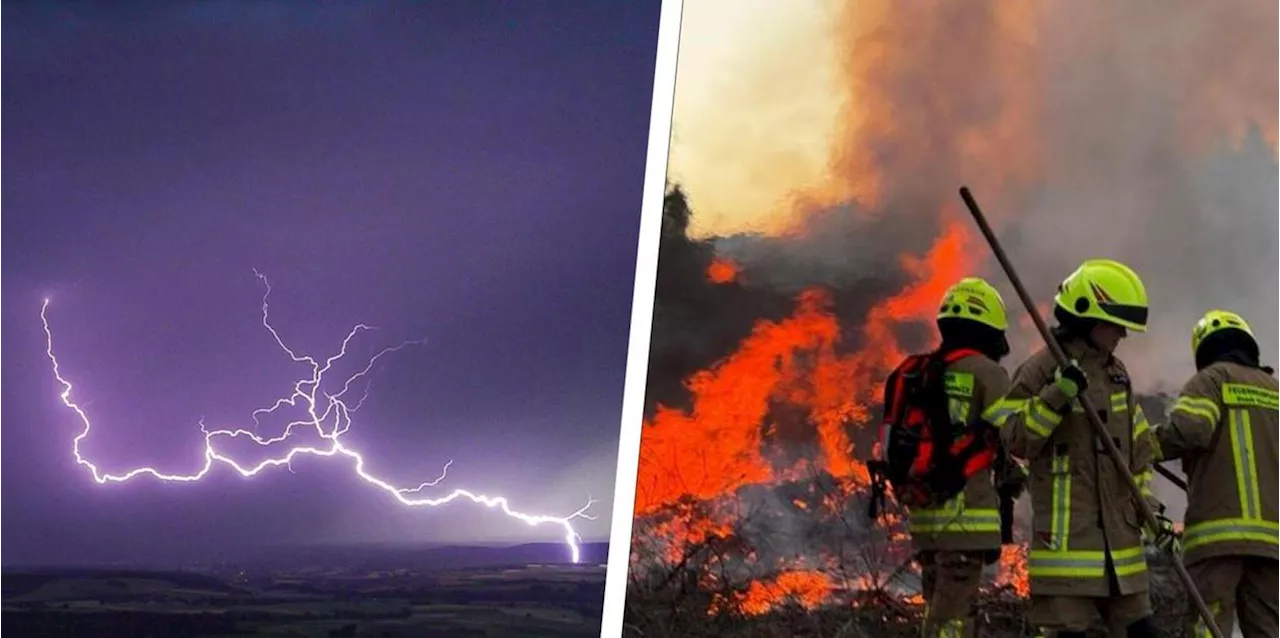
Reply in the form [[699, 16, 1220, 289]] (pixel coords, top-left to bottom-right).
[[1195, 328, 1273, 374], [1049, 303, 1100, 343], [938, 317, 1011, 363], [1051, 305, 1104, 353]]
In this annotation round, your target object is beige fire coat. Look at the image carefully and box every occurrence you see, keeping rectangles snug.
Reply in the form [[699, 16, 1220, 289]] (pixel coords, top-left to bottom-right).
[[1153, 361, 1279, 566], [984, 337, 1158, 597], [907, 353, 1012, 553]]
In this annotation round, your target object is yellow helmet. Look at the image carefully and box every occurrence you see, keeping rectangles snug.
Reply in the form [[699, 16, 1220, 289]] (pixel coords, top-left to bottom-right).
[[1053, 259, 1149, 332], [1191, 309, 1256, 357], [937, 277, 1009, 331]]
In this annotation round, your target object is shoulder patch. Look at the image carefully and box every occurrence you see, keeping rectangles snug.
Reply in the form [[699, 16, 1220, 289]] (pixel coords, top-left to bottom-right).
[[1222, 383, 1279, 411], [944, 371, 975, 398]]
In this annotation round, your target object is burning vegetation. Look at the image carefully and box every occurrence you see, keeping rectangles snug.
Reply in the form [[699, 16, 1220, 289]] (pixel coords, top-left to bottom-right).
[[625, 189, 1190, 638], [627, 1, 1272, 635], [626, 188, 1031, 631]]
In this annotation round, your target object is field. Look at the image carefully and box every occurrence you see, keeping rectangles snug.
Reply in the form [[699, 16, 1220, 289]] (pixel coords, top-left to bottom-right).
[[2, 543, 609, 638]]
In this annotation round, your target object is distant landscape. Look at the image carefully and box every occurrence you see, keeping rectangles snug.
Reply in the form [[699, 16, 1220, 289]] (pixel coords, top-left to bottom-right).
[[2, 541, 611, 638]]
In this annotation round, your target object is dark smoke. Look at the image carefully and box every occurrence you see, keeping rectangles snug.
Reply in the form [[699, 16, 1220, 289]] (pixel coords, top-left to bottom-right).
[[645, 185, 946, 419], [644, 185, 794, 417]]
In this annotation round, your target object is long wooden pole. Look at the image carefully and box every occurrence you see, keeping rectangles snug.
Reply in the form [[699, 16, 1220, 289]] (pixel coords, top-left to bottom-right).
[[957, 186, 1223, 638]]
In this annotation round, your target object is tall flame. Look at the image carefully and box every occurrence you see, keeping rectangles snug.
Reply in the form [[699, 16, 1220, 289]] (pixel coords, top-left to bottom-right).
[[633, 217, 984, 614]]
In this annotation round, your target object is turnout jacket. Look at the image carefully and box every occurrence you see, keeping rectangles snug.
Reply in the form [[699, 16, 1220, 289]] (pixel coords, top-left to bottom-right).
[[908, 353, 1012, 552], [1154, 361, 1279, 566], [985, 338, 1158, 597]]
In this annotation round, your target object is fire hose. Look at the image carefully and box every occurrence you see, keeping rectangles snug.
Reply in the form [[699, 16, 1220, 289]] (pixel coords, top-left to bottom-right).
[[957, 186, 1225, 638]]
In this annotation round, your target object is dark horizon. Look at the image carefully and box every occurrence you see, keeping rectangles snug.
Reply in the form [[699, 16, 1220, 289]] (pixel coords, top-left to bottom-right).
[[2, 0, 661, 566], [1, 540, 614, 572]]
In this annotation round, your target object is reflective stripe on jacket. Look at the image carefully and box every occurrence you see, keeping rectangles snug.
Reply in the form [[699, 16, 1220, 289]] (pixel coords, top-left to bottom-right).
[[908, 354, 1011, 552], [1154, 361, 1279, 565], [986, 338, 1157, 597]]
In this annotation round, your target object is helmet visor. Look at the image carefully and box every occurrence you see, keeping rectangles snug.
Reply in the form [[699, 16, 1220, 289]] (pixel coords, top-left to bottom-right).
[[1099, 302, 1148, 328]]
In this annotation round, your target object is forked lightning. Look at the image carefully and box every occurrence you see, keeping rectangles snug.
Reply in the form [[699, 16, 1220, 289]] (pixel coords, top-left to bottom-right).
[[41, 272, 596, 563]]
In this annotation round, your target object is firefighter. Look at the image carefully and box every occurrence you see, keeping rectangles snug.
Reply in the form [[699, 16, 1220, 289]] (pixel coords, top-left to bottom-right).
[[983, 259, 1163, 638], [911, 276, 1020, 638], [1153, 309, 1278, 638]]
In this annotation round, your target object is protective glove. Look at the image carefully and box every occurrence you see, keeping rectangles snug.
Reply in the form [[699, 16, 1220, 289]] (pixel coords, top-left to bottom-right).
[[1053, 361, 1088, 399], [1150, 514, 1181, 554]]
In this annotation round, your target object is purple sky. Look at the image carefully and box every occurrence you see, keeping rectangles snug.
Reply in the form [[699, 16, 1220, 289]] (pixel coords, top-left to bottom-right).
[[2, 1, 660, 566]]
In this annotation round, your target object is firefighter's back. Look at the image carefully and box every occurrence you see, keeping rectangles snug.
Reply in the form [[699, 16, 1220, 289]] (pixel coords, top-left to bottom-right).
[[907, 353, 1007, 553], [1181, 361, 1279, 565]]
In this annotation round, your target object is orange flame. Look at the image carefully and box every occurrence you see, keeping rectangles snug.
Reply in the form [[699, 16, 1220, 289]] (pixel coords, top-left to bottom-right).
[[712, 569, 835, 616], [858, 213, 980, 374], [707, 257, 740, 284], [636, 218, 977, 517], [634, 289, 834, 514], [634, 216, 984, 612], [995, 544, 1030, 598]]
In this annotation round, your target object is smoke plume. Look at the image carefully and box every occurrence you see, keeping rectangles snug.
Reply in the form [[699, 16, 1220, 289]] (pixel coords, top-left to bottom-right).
[[704, 0, 1276, 393]]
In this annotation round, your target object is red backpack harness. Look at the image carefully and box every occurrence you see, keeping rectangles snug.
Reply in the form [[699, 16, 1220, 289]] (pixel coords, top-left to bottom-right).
[[868, 347, 998, 518]]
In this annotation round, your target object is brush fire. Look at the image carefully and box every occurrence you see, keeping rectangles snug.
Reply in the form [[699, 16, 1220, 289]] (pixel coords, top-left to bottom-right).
[[625, 187, 1201, 638], [628, 0, 1274, 635], [631, 196, 1028, 618]]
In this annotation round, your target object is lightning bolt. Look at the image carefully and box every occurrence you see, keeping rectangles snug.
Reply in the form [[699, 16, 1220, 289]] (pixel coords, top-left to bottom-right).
[[41, 273, 597, 563]]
